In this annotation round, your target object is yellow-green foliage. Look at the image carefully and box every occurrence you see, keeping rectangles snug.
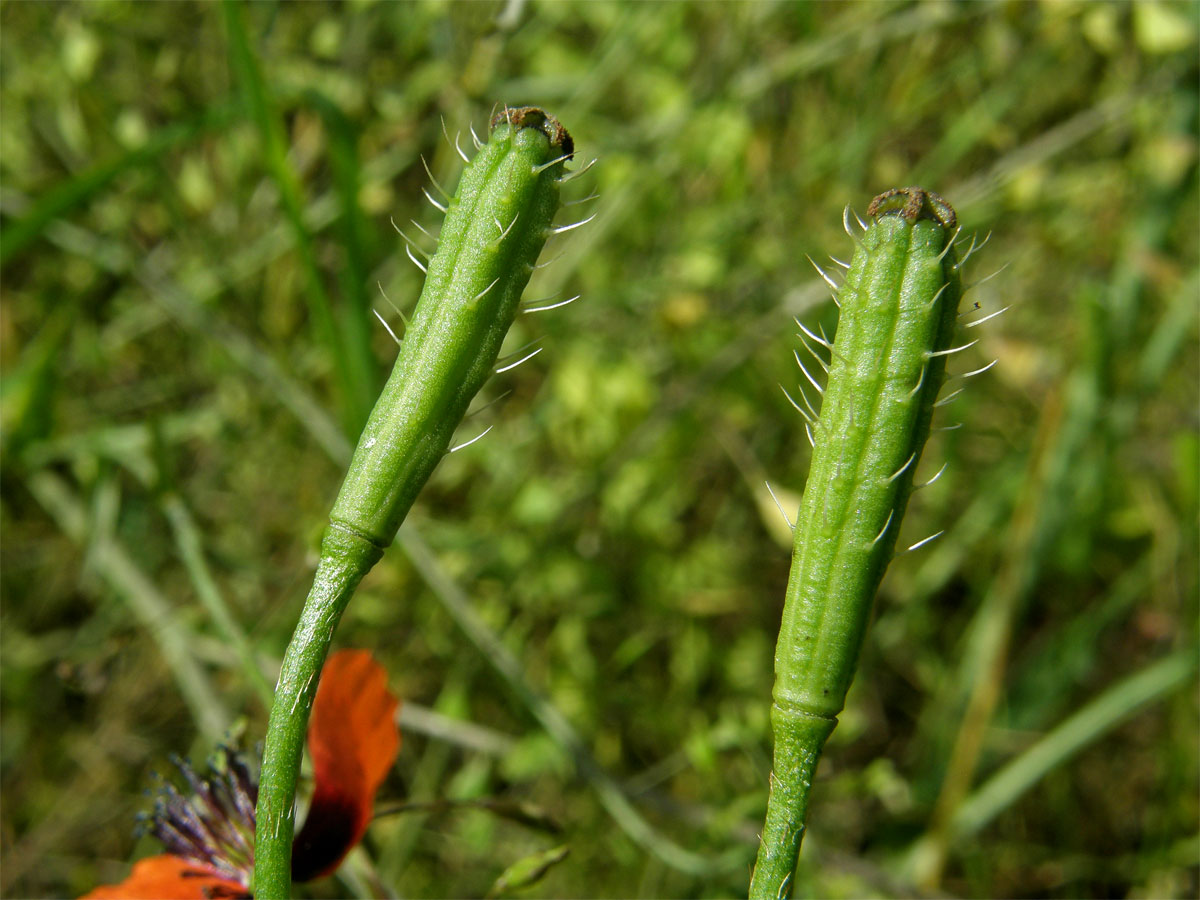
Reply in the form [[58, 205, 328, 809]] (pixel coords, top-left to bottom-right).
[[1, 3, 1196, 899]]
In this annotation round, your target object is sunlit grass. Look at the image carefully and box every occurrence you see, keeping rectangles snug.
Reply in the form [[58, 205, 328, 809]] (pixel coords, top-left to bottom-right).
[[2, 2, 1196, 898]]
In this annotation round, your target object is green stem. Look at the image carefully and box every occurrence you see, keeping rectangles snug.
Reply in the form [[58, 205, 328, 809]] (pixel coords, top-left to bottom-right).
[[253, 525, 382, 898], [751, 709, 836, 898]]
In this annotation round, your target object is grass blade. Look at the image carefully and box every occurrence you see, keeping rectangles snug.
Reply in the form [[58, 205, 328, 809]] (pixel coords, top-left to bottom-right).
[[0, 106, 234, 267], [220, 0, 373, 431], [950, 649, 1198, 841], [26, 471, 228, 742]]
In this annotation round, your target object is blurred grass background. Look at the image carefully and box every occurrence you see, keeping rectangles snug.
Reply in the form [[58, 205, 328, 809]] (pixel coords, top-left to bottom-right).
[[1, 1, 1197, 897]]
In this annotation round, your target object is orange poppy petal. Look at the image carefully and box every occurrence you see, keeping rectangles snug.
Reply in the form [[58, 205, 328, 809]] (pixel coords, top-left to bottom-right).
[[81, 855, 248, 900], [291, 649, 400, 882]]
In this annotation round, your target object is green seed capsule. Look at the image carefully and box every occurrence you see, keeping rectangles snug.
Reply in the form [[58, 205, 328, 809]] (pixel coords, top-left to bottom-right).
[[254, 107, 574, 899], [751, 188, 964, 899], [330, 106, 572, 548]]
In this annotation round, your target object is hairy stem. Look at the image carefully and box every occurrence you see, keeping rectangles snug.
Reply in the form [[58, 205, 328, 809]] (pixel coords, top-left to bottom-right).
[[254, 525, 382, 894]]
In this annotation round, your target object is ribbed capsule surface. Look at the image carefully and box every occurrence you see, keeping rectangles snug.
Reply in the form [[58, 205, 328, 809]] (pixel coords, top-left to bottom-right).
[[752, 188, 963, 899], [330, 108, 570, 548], [254, 110, 574, 899], [775, 188, 962, 719]]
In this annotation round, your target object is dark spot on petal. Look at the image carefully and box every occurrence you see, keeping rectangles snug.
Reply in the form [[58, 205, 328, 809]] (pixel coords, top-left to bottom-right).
[[291, 790, 361, 883]]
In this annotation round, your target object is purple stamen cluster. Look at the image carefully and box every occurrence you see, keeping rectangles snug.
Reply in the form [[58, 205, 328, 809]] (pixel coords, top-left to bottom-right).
[[141, 746, 258, 890]]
